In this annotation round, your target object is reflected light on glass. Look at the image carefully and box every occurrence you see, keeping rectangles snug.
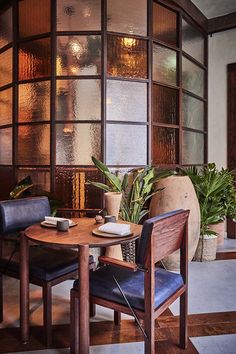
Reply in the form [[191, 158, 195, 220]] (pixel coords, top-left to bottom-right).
[[122, 37, 137, 49]]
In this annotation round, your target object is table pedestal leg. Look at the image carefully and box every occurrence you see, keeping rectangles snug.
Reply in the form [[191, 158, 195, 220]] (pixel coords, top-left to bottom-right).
[[20, 232, 29, 343]]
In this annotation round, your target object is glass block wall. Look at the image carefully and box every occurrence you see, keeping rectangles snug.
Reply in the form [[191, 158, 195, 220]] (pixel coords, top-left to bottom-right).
[[0, 0, 207, 213]]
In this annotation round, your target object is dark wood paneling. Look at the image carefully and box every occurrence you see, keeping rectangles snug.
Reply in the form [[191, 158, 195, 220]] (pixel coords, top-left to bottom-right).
[[208, 12, 236, 34]]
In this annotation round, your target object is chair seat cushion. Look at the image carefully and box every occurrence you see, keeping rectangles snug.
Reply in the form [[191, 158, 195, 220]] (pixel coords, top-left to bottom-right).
[[74, 265, 183, 311], [0, 247, 94, 282]]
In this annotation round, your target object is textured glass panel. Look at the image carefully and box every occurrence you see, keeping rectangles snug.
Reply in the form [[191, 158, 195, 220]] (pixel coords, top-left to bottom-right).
[[0, 48, 12, 87], [153, 85, 178, 124], [107, 0, 147, 36], [107, 36, 147, 79], [56, 124, 101, 165], [0, 7, 12, 49], [56, 80, 101, 121], [19, 38, 51, 81], [0, 167, 14, 199], [153, 44, 177, 85], [182, 57, 204, 97], [57, 0, 101, 31], [152, 127, 178, 164], [0, 128, 12, 164], [153, 3, 177, 46], [17, 124, 50, 165], [55, 167, 101, 209], [0, 88, 12, 125], [18, 81, 50, 122], [57, 36, 101, 76], [17, 168, 50, 192], [106, 124, 147, 165], [182, 19, 204, 64], [182, 131, 204, 165], [107, 80, 147, 122], [183, 94, 204, 131]]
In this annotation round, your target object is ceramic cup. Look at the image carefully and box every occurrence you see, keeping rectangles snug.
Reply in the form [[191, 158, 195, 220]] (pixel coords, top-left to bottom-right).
[[57, 220, 69, 232], [104, 215, 116, 224]]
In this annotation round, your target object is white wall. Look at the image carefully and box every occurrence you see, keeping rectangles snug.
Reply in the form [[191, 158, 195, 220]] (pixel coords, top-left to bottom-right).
[[208, 28, 236, 168]]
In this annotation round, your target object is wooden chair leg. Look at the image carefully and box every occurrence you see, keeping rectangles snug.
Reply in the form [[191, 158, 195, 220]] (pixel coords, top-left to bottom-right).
[[179, 291, 188, 349], [0, 273, 3, 322], [43, 283, 52, 347], [114, 311, 121, 325], [144, 317, 155, 354], [89, 301, 96, 317], [70, 289, 79, 354]]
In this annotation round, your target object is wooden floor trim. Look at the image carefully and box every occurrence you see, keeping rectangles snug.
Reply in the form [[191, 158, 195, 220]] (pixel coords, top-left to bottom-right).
[[216, 251, 236, 260]]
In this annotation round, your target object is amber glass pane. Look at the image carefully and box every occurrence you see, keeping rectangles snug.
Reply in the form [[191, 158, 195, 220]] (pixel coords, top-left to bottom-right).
[[182, 130, 204, 165], [153, 44, 177, 85], [107, 80, 147, 122], [19, 38, 51, 81], [182, 19, 204, 64], [19, 0, 50, 38], [17, 124, 50, 165], [107, 0, 147, 36], [55, 167, 101, 209], [57, 0, 101, 31], [0, 7, 12, 49], [107, 36, 147, 79], [57, 36, 101, 76], [17, 168, 50, 192], [153, 85, 178, 124], [0, 128, 12, 164], [183, 94, 204, 131], [153, 3, 177, 46], [0, 167, 14, 199], [106, 124, 147, 165], [0, 88, 12, 126], [18, 81, 50, 122], [0, 48, 12, 87], [182, 57, 204, 97], [56, 123, 101, 165], [56, 79, 101, 121], [152, 126, 178, 164]]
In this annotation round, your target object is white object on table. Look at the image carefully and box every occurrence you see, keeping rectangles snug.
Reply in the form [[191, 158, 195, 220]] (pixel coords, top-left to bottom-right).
[[98, 222, 131, 236], [44, 216, 73, 226]]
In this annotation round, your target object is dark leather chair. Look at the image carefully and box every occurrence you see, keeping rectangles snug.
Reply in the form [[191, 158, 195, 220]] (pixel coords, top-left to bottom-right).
[[71, 209, 189, 354], [0, 196, 95, 346]]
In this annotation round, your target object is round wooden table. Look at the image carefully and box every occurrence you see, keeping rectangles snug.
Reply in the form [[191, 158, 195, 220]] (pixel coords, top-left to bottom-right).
[[20, 218, 141, 353]]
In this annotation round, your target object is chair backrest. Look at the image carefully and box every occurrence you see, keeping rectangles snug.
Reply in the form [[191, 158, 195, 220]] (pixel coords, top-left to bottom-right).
[[0, 196, 51, 234], [136, 209, 189, 267]]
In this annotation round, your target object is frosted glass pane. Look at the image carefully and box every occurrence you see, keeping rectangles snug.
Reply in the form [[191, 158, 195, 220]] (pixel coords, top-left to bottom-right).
[[18, 81, 50, 122], [153, 44, 177, 86], [107, 0, 147, 36], [182, 57, 204, 97], [0, 128, 12, 164], [56, 123, 101, 165], [0, 7, 12, 49], [106, 124, 147, 165], [183, 94, 204, 131], [153, 3, 177, 46], [153, 127, 178, 164], [182, 131, 204, 165], [0, 88, 12, 126], [57, 36, 101, 76], [19, 38, 51, 81], [19, 0, 50, 38], [56, 79, 101, 121], [107, 80, 147, 122], [153, 85, 178, 124], [17, 168, 50, 192], [0, 48, 12, 87], [107, 36, 147, 79], [182, 19, 204, 64], [57, 0, 101, 31], [55, 167, 101, 209], [18, 124, 50, 165]]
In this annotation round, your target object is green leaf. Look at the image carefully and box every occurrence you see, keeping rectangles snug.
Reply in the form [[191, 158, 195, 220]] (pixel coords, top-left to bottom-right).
[[91, 156, 109, 174], [87, 181, 111, 192], [104, 171, 122, 192]]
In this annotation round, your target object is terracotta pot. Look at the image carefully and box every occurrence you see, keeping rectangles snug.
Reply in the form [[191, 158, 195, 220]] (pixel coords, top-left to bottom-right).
[[209, 221, 225, 245], [149, 175, 200, 270], [104, 192, 123, 260], [194, 235, 217, 262]]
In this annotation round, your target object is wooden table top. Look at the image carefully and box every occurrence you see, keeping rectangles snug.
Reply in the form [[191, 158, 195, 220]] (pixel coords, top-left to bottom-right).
[[24, 218, 142, 248]]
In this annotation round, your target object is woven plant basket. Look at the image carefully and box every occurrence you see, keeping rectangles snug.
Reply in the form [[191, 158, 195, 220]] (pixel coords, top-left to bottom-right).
[[121, 241, 136, 263], [194, 235, 217, 262]]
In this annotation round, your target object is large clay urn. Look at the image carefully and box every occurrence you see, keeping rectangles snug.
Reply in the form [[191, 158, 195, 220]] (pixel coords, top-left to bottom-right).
[[149, 175, 200, 270], [104, 192, 123, 260]]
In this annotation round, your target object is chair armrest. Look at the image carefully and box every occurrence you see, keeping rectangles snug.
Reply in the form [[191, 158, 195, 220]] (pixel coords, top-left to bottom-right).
[[98, 256, 138, 272]]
